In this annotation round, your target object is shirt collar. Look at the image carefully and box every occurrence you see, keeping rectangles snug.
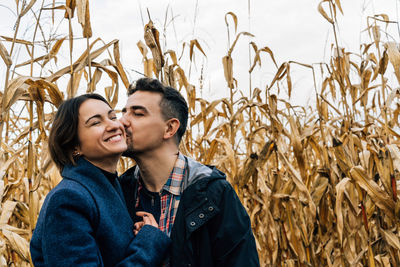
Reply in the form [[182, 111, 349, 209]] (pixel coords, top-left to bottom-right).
[[134, 152, 186, 196]]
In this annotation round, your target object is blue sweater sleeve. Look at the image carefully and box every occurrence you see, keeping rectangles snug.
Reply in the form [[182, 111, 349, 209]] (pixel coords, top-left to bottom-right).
[[41, 188, 103, 266], [116, 225, 171, 267]]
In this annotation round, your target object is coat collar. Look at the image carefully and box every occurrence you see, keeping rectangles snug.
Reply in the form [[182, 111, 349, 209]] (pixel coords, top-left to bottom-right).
[[62, 157, 126, 206]]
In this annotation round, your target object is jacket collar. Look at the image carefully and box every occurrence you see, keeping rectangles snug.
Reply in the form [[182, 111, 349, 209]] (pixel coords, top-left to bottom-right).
[[183, 155, 226, 191], [62, 157, 126, 206]]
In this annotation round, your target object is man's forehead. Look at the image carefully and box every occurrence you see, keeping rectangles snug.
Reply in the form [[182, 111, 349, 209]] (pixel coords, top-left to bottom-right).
[[125, 91, 162, 110]]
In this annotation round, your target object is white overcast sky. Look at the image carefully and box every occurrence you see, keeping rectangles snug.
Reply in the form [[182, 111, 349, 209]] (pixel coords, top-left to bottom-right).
[[0, 0, 399, 108]]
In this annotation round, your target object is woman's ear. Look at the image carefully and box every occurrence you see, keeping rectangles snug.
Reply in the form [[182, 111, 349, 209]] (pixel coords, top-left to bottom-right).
[[164, 118, 180, 140], [73, 147, 81, 157]]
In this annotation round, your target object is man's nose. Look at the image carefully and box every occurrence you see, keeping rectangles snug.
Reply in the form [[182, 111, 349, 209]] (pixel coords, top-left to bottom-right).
[[119, 114, 129, 126]]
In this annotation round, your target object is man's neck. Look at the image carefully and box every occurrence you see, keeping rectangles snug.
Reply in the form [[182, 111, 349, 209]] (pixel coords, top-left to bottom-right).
[[134, 147, 179, 192]]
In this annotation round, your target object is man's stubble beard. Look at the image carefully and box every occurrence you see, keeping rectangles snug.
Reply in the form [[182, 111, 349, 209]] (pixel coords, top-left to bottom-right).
[[122, 137, 135, 158]]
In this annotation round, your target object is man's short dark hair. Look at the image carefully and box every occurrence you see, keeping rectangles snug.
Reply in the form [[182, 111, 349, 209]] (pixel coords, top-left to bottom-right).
[[48, 93, 110, 170], [128, 78, 188, 144]]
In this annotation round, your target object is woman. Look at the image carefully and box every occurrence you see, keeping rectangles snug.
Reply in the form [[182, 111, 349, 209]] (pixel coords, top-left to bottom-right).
[[30, 94, 170, 266]]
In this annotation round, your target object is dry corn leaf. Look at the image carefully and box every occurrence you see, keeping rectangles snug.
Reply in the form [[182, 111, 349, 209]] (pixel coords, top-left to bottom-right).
[[65, 0, 76, 17], [204, 139, 218, 165], [318, 0, 334, 24], [0, 40, 12, 67], [1, 229, 30, 261], [1, 76, 29, 114], [249, 52, 261, 73], [66, 68, 82, 98], [240, 141, 275, 187], [0, 180, 4, 204], [76, 0, 92, 38], [378, 49, 388, 75], [334, 0, 343, 14], [190, 99, 221, 126], [15, 55, 46, 68], [368, 244, 376, 267], [137, 40, 148, 58], [311, 176, 328, 205], [185, 85, 196, 112], [277, 150, 316, 218], [215, 137, 237, 178], [222, 55, 234, 89], [289, 117, 306, 181], [335, 177, 351, 245], [0, 201, 17, 225], [88, 67, 102, 93], [260, 46, 278, 67], [91, 62, 119, 108], [76, 0, 87, 25], [228, 32, 254, 56], [384, 42, 400, 84], [43, 37, 67, 66], [175, 66, 189, 88], [189, 39, 206, 61], [48, 39, 118, 82], [372, 26, 380, 47], [113, 41, 130, 89], [26, 141, 34, 179], [19, 0, 37, 17], [35, 79, 63, 107], [225, 12, 237, 33], [0, 151, 21, 181], [250, 42, 258, 53], [0, 36, 33, 46], [387, 144, 400, 172], [286, 205, 306, 261], [165, 50, 177, 65], [144, 20, 164, 75], [286, 62, 292, 98], [267, 63, 287, 90], [381, 229, 400, 250], [349, 166, 395, 218], [250, 46, 278, 73]]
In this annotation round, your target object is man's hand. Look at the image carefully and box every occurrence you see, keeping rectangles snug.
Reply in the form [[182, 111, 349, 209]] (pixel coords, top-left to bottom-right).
[[134, 211, 158, 235]]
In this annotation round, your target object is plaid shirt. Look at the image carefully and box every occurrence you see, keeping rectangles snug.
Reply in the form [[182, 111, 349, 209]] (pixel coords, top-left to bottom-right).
[[134, 153, 186, 236]]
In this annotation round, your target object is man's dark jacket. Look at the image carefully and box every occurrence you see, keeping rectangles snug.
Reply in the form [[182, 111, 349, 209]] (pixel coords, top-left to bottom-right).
[[119, 156, 260, 267], [30, 157, 170, 267]]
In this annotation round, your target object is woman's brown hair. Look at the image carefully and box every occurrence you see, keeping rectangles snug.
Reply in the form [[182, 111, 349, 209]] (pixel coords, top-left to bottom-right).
[[48, 94, 111, 170]]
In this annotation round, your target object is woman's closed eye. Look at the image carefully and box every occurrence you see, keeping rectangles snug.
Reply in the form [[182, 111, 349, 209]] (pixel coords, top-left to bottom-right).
[[90, 120, 101, 126]]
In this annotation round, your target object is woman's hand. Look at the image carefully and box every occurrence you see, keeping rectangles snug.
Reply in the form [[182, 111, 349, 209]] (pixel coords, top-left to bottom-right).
[[133, 211, 158, 235]]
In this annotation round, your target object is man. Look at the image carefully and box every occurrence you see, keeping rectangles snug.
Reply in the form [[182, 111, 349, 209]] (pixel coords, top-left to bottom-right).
[[119, 78, 259, 266]]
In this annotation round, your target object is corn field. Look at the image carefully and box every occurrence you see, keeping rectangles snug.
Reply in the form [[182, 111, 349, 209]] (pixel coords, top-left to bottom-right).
[[1, 0, 400, 266]]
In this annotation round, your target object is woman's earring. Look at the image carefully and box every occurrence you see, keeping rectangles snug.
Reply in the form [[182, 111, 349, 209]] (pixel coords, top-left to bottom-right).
[[73, 150, 80, 157]]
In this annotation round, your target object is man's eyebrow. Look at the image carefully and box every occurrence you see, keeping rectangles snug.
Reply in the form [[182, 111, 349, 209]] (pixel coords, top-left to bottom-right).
[[128, 105, 147, 112]]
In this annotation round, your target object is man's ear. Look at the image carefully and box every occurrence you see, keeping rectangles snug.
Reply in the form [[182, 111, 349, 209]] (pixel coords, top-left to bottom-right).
[[164, 118, 180, 140]]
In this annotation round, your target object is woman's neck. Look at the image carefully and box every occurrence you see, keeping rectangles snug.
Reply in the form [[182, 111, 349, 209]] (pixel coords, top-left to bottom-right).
[[84, 155, 120, 173]]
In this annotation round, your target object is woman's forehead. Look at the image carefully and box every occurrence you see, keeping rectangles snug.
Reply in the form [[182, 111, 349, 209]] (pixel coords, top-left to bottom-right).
[[79, 99, 113, 117]]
